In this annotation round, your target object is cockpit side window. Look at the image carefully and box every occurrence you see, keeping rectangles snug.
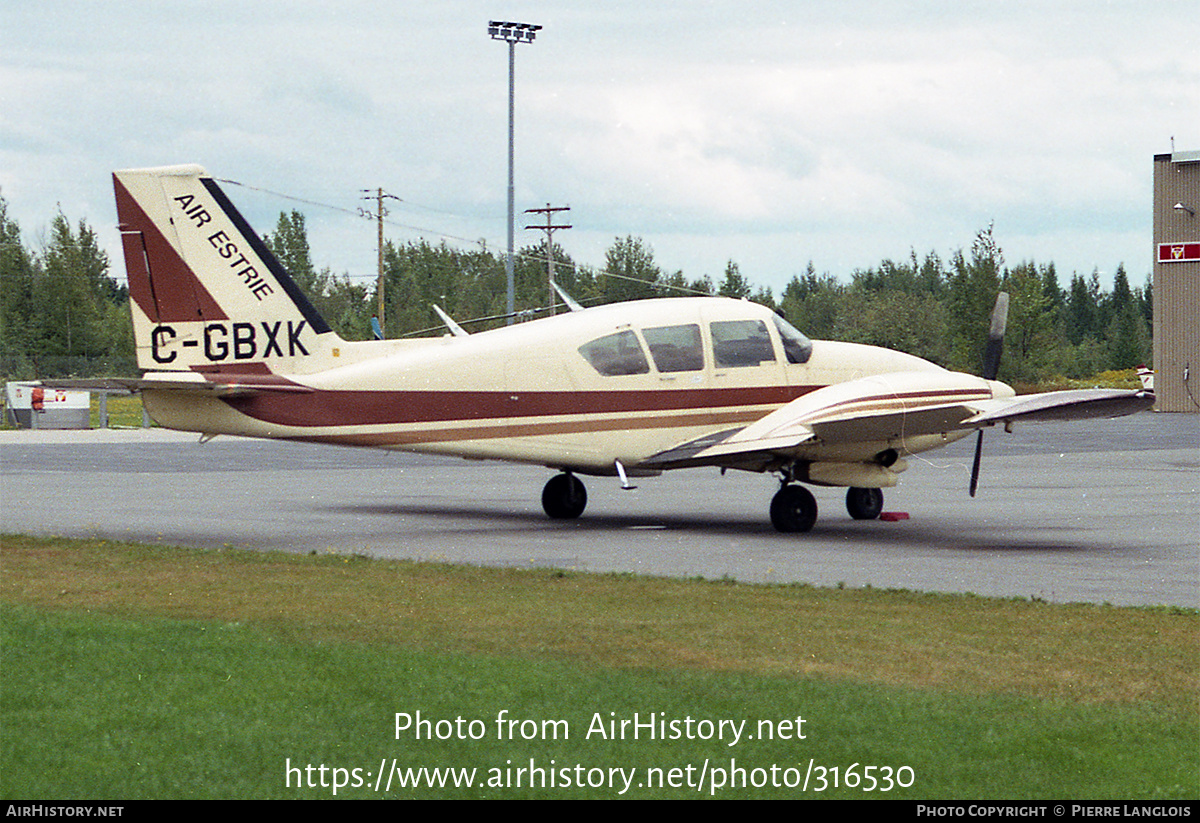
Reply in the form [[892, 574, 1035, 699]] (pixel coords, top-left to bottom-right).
[[578, 330, 650, 376], [772, 315, 813, 364], [643, 323, 704, 372], [711, 319, 776, 368]]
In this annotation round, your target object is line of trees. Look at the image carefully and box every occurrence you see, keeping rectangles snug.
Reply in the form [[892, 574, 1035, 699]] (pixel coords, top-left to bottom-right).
[[1, 197, 1151, 386], [1, 197, 134, 378], [774, 226, 1152, 383], [351, 221, 1152, 385]]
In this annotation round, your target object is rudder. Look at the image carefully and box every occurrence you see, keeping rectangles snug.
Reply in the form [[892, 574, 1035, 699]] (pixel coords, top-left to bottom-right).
[[114, 165, 338, 373]]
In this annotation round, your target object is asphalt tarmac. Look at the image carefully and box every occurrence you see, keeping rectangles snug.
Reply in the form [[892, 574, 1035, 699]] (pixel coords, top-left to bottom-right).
[[1, 411, 1195, 607]]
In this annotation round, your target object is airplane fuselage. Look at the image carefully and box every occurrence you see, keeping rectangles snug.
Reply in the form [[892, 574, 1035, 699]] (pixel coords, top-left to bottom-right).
[[142, 297, 980, 476]]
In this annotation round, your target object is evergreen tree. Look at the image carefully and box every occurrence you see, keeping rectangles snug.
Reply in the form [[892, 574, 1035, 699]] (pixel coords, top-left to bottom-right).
[[915, 250, 946, 296], [947, 224, 1004, 373], [514, 240, 579, 316], [263, 211, 317, 295], [1002, 262, 1057, 383], [1137, 275, 1153, 338], [834, 289, 950, 365], [1106, 265, 1150, 369], [648, 272, 712, 300], [1040, 262, 1064, 312], [718, 260, 752, 299], [32, 212, 116, 372], [689, 274, 715, 296], [779, 263, 842, 340], [750, 285, 776, 311], [601, 236, 660, 303], [1, 196, 36, 376], [1064, 272, 1097, 345]]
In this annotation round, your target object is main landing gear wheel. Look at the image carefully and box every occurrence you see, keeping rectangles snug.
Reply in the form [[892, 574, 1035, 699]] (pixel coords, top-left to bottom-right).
[[542, 473, 587, 519], [846, 487, 884, 520], [770, 484, 818, 533]]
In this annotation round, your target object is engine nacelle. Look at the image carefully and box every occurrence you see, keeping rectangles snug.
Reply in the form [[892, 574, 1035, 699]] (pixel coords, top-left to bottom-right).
[[799, 459, 908, 488]]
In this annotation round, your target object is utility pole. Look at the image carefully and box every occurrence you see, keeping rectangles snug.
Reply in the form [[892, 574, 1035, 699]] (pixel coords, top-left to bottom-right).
[[488, 20, 541, 323], [524, 204, 571, 314], [361, 188, 400, 337]]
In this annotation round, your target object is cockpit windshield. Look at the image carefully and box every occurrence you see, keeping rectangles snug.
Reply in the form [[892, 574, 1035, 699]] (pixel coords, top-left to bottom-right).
[[772, 315, 813, 364]]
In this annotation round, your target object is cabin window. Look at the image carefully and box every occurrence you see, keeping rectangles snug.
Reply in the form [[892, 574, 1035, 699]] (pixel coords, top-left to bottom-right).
[[773, 315, 813, 364], [643, 323, 704, 372], [578, 330, 650, 376], [711, 319, 775, 368]]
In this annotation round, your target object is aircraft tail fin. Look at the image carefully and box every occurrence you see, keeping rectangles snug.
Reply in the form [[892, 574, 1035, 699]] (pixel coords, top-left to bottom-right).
[[113, 164, 340, 373]]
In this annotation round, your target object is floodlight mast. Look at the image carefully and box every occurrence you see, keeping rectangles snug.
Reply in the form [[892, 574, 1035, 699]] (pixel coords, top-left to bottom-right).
[[488, 21, 542, 324]]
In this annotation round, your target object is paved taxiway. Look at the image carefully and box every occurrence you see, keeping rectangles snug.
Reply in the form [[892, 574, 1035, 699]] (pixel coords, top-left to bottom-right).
[[1, 412, 1195, 607]]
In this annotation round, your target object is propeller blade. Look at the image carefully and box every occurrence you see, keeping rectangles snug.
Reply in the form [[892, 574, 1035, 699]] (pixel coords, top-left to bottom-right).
[[982, 292, 1009, 381], [969, 429, 984, 497], [970, 292, 1008, 496]]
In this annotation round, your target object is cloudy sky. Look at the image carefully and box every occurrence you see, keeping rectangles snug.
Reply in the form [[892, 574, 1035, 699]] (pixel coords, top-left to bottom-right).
[[3, 1, 1197, 299]]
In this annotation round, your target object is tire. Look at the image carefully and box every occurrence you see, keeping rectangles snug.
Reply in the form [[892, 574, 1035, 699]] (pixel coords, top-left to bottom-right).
[[769, 484, 818, 533], [542, 473, 587, 519], [846, 487, 884, 520]]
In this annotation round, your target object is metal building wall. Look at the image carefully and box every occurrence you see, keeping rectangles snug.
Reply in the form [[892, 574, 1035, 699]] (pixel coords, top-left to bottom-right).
[[1152, 152, 1200, 413]]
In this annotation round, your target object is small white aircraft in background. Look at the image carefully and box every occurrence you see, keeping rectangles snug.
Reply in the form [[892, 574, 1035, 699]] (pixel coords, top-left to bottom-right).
[[59, 165, 1154, 533]]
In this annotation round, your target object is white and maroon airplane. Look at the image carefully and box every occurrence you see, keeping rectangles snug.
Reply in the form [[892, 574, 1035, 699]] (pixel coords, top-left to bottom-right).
[[65, 164, 1153, 533]]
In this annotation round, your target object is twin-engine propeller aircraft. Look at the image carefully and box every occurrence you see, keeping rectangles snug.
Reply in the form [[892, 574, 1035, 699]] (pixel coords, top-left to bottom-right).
[[63, 164, 1154, 533]]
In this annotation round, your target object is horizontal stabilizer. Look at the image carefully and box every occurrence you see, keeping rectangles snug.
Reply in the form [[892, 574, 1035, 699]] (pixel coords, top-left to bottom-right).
[[40, 374, 314, 398]]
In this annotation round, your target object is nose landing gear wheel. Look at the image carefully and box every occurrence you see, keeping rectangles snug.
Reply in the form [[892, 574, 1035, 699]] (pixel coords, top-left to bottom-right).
[[542, 473, 587, 519], [846, 487, 884, 520], [770, 484, 818, 533]]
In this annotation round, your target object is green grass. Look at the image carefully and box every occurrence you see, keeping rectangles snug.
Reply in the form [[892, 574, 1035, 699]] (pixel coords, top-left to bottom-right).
[[89, 393, 146, 428], [1, 535, 1196, 799], [0, 394, 147, 431]]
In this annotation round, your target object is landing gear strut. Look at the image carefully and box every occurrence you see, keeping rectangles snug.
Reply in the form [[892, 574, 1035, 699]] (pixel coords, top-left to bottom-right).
[[542, 472, 587, 519], [769, 484, 818, 533], [846, 487, 884, 520]]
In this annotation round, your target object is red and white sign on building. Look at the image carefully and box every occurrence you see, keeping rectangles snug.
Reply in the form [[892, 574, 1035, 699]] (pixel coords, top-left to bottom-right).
[[1157, 242, 1200, 263]]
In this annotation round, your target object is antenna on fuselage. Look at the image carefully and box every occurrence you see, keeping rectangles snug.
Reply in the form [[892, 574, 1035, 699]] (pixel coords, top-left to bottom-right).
[[432, 304, 469, 338], [550, 280, 584, 312]]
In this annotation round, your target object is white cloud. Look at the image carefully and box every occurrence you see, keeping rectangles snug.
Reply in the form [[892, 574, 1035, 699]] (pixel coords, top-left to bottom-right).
[[2, 0, 1197, 293]]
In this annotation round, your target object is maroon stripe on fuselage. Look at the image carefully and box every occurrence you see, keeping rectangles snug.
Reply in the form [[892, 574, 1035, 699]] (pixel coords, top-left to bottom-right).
[[287, 409, 757, 448], [219, 384, 817, 428]]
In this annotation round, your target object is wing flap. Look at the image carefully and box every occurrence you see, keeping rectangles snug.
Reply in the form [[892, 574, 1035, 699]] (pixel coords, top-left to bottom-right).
[[805, 403, 982, 444], [640, 426, 816, 470]]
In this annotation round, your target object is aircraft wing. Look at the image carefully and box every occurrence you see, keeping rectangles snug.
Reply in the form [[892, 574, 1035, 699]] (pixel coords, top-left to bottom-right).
[[39, 374, 314, 398], [640, 371, 1154, 473], [963, 388, 1154, 425]]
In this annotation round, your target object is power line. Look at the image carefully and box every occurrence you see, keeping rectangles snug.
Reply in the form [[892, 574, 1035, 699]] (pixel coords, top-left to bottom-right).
[[524, 203, 571, 314], [214, 177, 712, 298]]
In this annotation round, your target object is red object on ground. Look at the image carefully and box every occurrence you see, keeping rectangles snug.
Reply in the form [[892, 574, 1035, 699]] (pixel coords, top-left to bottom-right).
[[879, 512, 910, 522]]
